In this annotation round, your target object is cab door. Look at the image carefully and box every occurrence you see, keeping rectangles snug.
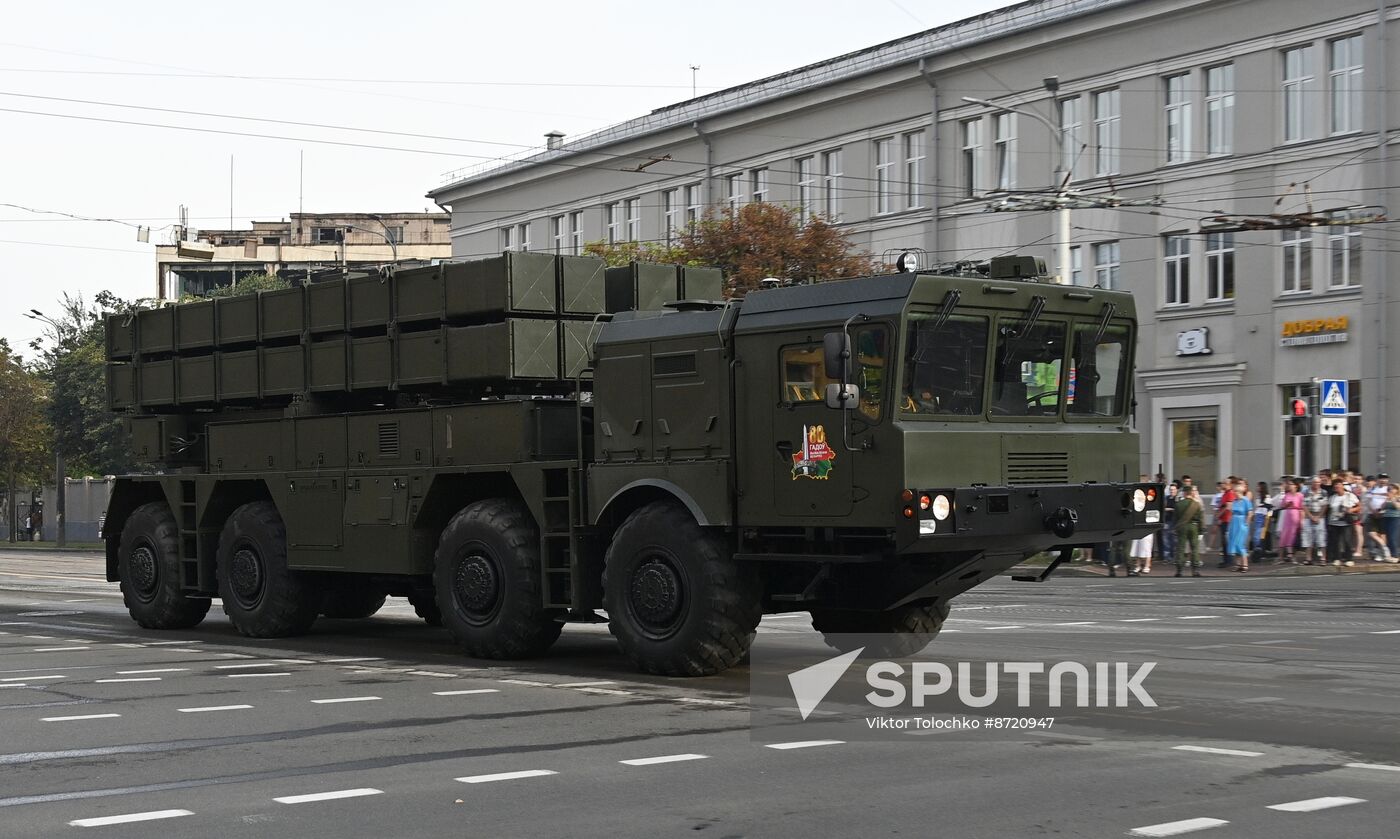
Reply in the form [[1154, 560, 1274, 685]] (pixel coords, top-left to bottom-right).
[[770, 335, 855, 517]]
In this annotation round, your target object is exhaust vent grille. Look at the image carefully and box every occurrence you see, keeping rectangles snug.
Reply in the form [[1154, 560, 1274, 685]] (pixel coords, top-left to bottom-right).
[[1006, 451, 1069, 485], [377, 422, 400, 458]]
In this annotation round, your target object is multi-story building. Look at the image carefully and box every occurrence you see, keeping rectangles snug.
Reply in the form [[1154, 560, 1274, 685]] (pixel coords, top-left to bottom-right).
[[156, 211, 451, 299], [428, 0, 1398, 481]]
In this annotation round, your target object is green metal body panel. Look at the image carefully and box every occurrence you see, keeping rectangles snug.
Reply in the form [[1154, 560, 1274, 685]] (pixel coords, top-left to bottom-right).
[[605, 263, 681, 313], [348, 274, 392, 331], [177, 356, 216, 404], [350, 337, 392, 389], [680, 266, 723, 300], [449, 252, 557, 316], [216, 295, 258, 346], [260, 345, 305, 396], [307, 280, 347, 333], [559, 255, 607, 314], [176, 300, 215, 351], [561, 320, 598, 379], [458, 320, 559, 380], [138, 359, 177, 408], [308, 339, 348, 392], [259, 287, 305, 340], [137, 306, 175, 356], [107, 363, 135, 410], [106, 314, 134, 360], [217, 350, 260, 401]]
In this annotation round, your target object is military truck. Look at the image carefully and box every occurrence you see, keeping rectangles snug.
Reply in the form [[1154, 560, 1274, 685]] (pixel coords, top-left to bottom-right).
[[102, 251, 1161, 676]]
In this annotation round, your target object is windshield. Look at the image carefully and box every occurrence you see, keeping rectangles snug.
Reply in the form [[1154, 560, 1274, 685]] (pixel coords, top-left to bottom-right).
[[901, 313, 988, 415], [991, 318, 1067, 417], [1067, 322, 1130, 417]]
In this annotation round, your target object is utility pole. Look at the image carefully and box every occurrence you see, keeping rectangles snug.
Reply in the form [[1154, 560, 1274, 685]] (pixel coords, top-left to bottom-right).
[[54, 451, 65, 548], [690, 65, 699, 98]]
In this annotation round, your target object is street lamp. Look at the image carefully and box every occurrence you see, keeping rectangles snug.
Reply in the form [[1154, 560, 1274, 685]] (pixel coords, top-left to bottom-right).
[[20, 309, 65, 547], [961, 90, 1072, 285], [345, 215, 399, 264]]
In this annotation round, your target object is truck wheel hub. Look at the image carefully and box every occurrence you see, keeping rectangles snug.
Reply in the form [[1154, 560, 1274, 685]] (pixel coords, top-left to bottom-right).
[[630, 556, 684, 632], [454, 554, 500, 617], [229, 548, 264, 604], [130, 545, 158, 596]]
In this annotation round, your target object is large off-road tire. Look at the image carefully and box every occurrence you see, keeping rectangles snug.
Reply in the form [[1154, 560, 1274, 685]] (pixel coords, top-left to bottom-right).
[[216, 501, 320, 638], [320, 588, 388, 619], [810, 601, 950, 658], [603, 502, 761, 677], [407, 588, 442, 626], [117, 502, 211, 629], [433, 499, 562, 658]]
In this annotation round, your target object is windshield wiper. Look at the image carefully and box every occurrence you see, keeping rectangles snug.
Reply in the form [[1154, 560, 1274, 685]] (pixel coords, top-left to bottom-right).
[[913, 290, 961, 363], [1091, 302, 1118, 346]]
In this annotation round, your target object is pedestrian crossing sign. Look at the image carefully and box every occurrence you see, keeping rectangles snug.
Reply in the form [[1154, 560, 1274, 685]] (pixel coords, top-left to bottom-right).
[[1320, 379, 1348, 416]]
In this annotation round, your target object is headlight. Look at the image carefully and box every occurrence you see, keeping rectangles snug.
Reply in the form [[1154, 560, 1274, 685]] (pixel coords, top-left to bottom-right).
[[919, 519, 937, 535], [1132, 488, 1147, 513], [931, 494, 951, 521]]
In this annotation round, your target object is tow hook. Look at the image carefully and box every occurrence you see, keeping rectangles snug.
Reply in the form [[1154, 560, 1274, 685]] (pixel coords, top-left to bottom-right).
[[1044, 506, 1079, 539]]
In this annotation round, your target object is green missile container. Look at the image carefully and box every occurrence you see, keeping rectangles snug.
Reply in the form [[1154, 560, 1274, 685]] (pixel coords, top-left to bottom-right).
[[106, 314, 135, 361], [216, 294, 258, 346], [605, 262, 681, 312], [559, 255, 607, 314], [175, 300, 215, 351], [137, 306, 176, 356]]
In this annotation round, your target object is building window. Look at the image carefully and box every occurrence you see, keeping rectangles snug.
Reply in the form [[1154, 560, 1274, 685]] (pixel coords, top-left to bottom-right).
[[662, 189, 680, 242], [501, 226, 514, 252], [1069, 245, 1083, 286], [683, 184, 701, 227], [606, 202, 621, 244], [961, 118, 983, 197], [874, 137, 894, 214], [1205, 232, 1234, 300], [1205, 64, 1234, 156], [380, 226, 404, 245], [904, 130, 926, 209], [1093, 89, 1120, 176], [551, 215, 565, 254], [1093, 241, 1120, 289], [822, 149, 843, 218], [750, 168, 769, 204], [624, 198, 640, 242], [1060, 95, 1083, 178], [1283, 45, 1314, 142], [261, 236, 281, 245], [515, 222, 530, 251], [313, 226, 342, 244], [796, 156, 816, 221], [1164, 73, 1192, 164], [1164, 234, 1190, 305], [568, 211, 582, 255], [1330, 35, 1363, 134], [993, 113, 1016, 190], [1282, 228, 1311, 293], [1329, 212, 1362, 287], [725, 174, 744, 211]]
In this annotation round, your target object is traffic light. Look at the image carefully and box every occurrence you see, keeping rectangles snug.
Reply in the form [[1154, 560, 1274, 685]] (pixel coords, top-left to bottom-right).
[[1290, 397, 1310, 435]]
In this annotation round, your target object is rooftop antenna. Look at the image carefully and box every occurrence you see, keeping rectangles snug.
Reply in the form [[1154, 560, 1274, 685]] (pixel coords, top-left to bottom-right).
[[690, 65, 699, 98]]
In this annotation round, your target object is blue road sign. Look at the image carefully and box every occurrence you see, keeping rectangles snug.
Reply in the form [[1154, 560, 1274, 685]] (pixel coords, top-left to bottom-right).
[[1320, 379, 1348, 416]]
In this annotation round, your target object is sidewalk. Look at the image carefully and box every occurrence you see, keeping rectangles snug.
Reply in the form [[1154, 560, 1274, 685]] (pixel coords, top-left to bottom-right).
[[1056, 556, 1400, 577]]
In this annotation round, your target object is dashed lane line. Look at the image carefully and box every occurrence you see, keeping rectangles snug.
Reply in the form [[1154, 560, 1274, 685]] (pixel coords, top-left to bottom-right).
[[1265, 796, 1365, 812], [619, 754, 708, 766], [310, 696, 381, 704], [764, 740, 844, 750], [1177, 616, 1222, 620], [69, 810, 193, 828], [1119, 618, 1161, 622], [455, 770, 557, 784], [434, 689, 499, 696], [1128, 817, 1229, 837], [0, 675, 63, 681], [42, 713, 120, 722], [1171, 745, 1264, 757], [30, 646, 90, 652], [116, 668, 186, 675], [553, 681, 617, 688], [322, 657, 382, 663], [984, 625, 1024, 630], [177, 705, 253, 713], [215, 663, 281, 669], [574, 687, 635, 696], [95, 678, 161, 684], [226, 673, 290, 679], [406, 670, 463, 678], [274, 788, 383, 805], [1345, 762, 1400, 772], [1369, 629, 1400, 634]]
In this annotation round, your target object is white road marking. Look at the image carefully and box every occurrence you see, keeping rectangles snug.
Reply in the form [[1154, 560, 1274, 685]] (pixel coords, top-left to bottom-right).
[[1238, 613, 1271, 617], [63, 599, 98, 602], [1, 674, 62, 681], [23, 635, 54, 639], [178, 704, 253, 713], [117, 668, 187, 674], [1178, 616, 1221, 620], [1239, 696, 1284, 703], [553, 680, 617, 688], [1316, 634, 1354, 639], [765, 740, 844, 750], [1266, 796, 1365, 812], [574, 687, 635, 696], [455, 770, 557, 784], [1120, 618, 1160, 623], [672, 697, 735, 706], [311, 696, 381, 704], [619, 754, 708, 766], [1051, 622, 1098, 626], [96, 677, 161, 683], [406, 670, 458, 678], [434, 689, 499, 696], [216, 663, 280, 669], [274, 788, 384, 804], [1171, 745, 1264, 757], [43, 713, 121, 722], [31, 646, 90, 652], [324, 657, 382, 663], [143, 640, 202, 645], [984, 625, 1024, 630], [226, 672, 290, 678], [0, 684, 29, 689], [1250, 640, 1296, 645], [1345, 762, 1400, 772], [1369, 629, 1400, 634], [70, 810, 193, 827], [1128, 817, 1228, 836], [499, 679, 552, 687]]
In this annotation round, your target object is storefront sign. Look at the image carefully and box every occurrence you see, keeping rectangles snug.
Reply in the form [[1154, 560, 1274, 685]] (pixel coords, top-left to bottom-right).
[[1280, 316, 1348, 347]]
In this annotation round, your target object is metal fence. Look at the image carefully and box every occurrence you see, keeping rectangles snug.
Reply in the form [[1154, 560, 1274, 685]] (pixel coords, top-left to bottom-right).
[[0, 477, 114, 543]]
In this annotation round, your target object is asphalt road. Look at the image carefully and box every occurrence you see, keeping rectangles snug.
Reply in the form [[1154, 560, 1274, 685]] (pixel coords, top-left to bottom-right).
[[0, 549, 1397, 838]]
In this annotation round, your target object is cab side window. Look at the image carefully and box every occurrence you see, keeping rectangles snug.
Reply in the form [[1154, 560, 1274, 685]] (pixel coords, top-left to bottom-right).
[[779, 326, 888, 421]]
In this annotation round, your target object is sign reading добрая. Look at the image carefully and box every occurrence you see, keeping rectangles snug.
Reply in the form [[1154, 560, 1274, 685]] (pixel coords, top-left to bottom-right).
[[1280, 316, 1348, 347], [748, 633, 1157, 743]]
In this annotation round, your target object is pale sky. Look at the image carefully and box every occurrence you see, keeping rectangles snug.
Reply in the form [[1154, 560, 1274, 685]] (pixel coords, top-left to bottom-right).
[[1, 0, 1015, 353]]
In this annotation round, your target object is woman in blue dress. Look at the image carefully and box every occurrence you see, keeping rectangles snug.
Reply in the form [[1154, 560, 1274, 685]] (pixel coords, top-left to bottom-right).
[[1227, 480, 1254, 572]]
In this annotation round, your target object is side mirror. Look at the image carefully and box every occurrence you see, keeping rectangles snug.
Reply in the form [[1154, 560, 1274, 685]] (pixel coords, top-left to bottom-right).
[[825, 383, 860, 410], [823, 331, 850, 380]]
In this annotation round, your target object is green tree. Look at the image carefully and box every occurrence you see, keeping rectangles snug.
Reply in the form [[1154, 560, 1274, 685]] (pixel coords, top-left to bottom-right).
[[188, 271, 290, 300], [30, 292, 138, 477], [581, 240, 691, 268], [0, 339, 52, 539]]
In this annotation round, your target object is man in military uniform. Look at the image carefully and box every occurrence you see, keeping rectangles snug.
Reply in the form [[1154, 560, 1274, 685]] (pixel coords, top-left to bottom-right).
[[1175, 486, 1204, 576]]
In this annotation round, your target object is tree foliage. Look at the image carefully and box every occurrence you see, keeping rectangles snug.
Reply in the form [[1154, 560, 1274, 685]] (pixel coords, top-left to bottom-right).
[[29, 292, 137, 477], [187, 271, 290, 300], [583, 203, 881, 295], [0, 339, 52, 492]]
